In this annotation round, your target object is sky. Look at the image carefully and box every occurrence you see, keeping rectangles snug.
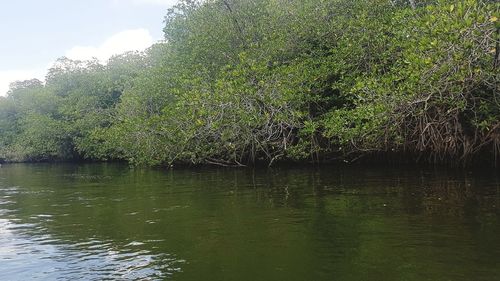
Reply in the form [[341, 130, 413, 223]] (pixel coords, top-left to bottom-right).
[[0, 0, 178, 96]]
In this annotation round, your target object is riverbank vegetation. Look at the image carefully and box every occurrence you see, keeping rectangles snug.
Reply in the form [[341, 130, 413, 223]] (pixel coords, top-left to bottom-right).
[[0, 0, 498, 166]]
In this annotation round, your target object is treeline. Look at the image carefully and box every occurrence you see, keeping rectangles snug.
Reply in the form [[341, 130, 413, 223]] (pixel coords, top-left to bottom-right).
[[0, 0, 498, 166]]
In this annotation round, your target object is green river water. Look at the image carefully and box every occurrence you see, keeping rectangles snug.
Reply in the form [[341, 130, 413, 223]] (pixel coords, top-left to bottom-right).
[[0, 163, 499, 280]]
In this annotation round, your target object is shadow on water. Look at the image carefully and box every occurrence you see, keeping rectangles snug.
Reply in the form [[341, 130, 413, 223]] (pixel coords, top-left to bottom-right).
[[0, 163, 498, 280]]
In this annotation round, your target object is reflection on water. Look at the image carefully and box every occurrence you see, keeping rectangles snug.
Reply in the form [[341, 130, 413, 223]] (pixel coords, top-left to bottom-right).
[[0, 212, 180, 281], [0, 163, 499, 281]]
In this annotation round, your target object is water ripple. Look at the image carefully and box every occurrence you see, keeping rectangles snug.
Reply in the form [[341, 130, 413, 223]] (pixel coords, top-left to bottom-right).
[[0, 218, 184, 280]]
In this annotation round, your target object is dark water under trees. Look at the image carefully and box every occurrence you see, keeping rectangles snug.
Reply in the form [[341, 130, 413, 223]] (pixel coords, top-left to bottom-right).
[[0, 163, 499, 280]]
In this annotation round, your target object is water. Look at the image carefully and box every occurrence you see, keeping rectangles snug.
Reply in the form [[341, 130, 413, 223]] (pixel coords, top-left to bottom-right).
[[0, 163, 498, 281]]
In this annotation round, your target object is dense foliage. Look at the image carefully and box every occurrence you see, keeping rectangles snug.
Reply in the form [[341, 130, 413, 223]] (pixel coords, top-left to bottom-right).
[[0, 0, 498, 166]]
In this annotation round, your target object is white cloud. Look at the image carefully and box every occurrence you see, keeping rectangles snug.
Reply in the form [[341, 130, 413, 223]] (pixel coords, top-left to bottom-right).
[[66, 28, 155, 62], [0, 68, 46, 97], [0, 28, 156, 96]]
